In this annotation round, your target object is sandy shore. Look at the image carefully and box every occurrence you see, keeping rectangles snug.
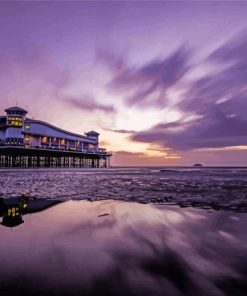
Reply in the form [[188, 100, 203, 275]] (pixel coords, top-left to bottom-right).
[[0, 168, 246, 212]]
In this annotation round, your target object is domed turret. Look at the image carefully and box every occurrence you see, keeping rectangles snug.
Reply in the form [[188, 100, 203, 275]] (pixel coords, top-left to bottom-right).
[[5, 106, 28, 145], [85, 130, 99, 141], [5, 106, 28, 115], [85, 130, 99, 137], [85, 130, 99, 152]]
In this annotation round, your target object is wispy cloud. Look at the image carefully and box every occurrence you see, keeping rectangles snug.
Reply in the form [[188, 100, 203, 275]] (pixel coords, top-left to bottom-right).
[[63, 95, 116, 114], [129, 31, 247, 151], [98, 45, 191, 108], [132, 106, 247, 150], [0, 45, 115, 124], [103, 128, 136, 134]]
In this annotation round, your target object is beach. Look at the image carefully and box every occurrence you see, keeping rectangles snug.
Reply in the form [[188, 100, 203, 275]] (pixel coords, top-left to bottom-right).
[[0, 168, 246, 295], [1, 1, 247, 294], [0, 198, 246, 296], [0, 167, 246, 211]]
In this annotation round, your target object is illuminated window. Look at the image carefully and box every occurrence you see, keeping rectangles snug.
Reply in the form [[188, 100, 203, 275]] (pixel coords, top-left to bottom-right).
[[60, 139, 66, 145], [8, 116, 23, 127], [41, 136, 48, 144], [7, 207, 19, 217]]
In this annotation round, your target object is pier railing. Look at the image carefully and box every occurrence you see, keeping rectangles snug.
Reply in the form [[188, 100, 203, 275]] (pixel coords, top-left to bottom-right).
[[0, 143, 110, 155]]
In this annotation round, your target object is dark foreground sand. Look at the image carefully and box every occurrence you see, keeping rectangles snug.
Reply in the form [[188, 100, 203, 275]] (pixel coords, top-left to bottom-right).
[[0, 199, 246, 296], [0, 167, 246, 212]]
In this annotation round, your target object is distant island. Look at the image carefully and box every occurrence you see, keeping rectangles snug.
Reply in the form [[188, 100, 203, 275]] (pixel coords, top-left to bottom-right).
[[193, 163, 203, 167]]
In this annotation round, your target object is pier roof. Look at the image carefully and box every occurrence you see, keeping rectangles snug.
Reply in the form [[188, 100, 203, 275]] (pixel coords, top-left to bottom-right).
[[26, 119, 95, 142], [85, 131, 100, 136], [5, 106, 28, 114]]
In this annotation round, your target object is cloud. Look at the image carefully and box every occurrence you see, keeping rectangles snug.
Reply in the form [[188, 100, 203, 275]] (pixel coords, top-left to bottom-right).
[[209, 31, 247, 64], [0, 46, 70, 91], [180, 32, 247, 115], [96, 47, 125, 72], [147, 147, 171, 152], [113, 150, 145, 157], [111, 150, 181, 166], [0, 45, 72, 117], [63, 95, 116, 114], [0, 45, 115, 131], [130, 31, 247, 151], [103, 128, 136, 134], [98, 45, 191, 108], [132, 106, 247, 150]]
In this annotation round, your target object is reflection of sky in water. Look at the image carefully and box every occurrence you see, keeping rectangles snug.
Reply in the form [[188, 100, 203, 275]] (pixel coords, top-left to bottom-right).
[[0, 200, 246, 296]]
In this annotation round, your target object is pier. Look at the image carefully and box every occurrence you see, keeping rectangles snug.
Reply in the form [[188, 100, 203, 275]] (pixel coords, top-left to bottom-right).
[[0, 106, 111, 167], [0, 147, 111, 168]]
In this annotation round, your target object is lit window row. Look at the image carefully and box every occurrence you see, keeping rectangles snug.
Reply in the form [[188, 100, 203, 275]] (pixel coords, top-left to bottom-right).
[[7, 207, 20, 218], [9, 122, 23, 127], [41, 138, 83, 146], [39, 136, 96, 150], [8, 116, 22, 121], [8, 116, 23, 127]]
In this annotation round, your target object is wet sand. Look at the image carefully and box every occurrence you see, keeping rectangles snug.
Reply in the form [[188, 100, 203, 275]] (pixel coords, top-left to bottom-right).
[[0, 199, 246, 296], [0, 167, 246, 212]]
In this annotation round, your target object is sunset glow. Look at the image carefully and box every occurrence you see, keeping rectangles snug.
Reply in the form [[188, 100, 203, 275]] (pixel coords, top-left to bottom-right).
[[1, 1, 247, 166]]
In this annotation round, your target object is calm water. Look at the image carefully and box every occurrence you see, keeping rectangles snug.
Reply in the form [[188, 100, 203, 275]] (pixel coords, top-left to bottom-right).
[[0, 167, 246, 295]]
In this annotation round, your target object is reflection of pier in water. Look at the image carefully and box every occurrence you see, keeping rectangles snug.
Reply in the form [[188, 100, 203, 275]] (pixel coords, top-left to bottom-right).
[[0, 196, 62, 228]]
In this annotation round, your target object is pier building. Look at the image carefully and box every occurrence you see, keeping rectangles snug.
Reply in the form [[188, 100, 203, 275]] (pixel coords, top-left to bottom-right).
[[0, 106, 111, 167]]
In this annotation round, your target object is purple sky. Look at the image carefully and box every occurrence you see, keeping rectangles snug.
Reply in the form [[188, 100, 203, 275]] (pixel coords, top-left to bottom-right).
[[0, 1, 247, 166]]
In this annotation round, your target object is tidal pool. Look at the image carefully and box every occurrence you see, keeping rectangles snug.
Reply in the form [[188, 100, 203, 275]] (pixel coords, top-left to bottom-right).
[[0, 197, 246, 296]]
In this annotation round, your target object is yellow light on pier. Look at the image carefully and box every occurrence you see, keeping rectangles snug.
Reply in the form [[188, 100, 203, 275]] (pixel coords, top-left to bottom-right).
[[7, 207, 19, 218], [41, 136, 48, 144], [8, 116, 23, 127]]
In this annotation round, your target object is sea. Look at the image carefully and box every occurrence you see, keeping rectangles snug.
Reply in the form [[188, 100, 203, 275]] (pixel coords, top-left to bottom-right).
[[0, 167, 246, 296]]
